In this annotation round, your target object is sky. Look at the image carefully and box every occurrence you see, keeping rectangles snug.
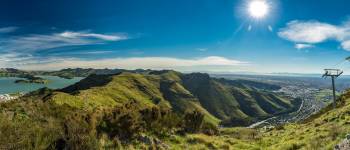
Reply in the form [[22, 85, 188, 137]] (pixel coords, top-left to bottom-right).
[[1, 0, 350, 74]]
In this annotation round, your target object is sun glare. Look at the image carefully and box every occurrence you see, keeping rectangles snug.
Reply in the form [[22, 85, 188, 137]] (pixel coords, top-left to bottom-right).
[[248, 0, 269, 19]]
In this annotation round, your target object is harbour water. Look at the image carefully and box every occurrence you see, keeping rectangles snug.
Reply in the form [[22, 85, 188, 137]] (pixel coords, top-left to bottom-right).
[[0, 76, 83, 94]]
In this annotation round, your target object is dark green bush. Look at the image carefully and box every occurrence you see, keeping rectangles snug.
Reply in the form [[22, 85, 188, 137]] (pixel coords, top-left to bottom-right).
[[183, 111, 205, 133]]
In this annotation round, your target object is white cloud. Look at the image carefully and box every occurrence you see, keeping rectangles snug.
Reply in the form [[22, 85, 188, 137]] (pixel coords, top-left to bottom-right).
[[9, 56, 248, 70], [295, 43, 314, 50], [0, 26, 18, 33], [278, 20, 350, 51], [59, 31, 126, 41], [0, 31, 128, 52], [341, 40, 350, 50], [196, 48, 208, 52], [0, 53, 30, 62], [85, 51, 114, 54], [49, 50, 115, 56], [278, 20, 341, 43], [268, 25, 273, 32]]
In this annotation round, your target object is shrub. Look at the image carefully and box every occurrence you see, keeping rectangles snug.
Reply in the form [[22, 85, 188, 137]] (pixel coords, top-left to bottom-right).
[[61, 113, 100, 150], [98, 107, 144, 140], [183, 111, 205, 133], [0, 113, 62, 150], [328, 124, 344, 140], [201, 121, 219, 135], [220, 117, 253, 127]]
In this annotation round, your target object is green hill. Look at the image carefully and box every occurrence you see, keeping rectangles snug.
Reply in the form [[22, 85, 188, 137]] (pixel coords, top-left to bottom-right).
[[55, 71, 296, 126], [0, 70, 301, 149], [136, 89, 350, 149], [181, 73, 296, 126]]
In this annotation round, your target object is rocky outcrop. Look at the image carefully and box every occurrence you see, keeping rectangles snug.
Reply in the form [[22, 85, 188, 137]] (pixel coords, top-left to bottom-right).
[[335, 134, 350, 150]]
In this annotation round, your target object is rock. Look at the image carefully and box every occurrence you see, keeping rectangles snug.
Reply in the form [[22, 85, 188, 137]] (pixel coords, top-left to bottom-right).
[[138, 135, 170, 149], [154, 138, 170, 149], [138, 135, 153, 145], [335, 134, 350, 150]]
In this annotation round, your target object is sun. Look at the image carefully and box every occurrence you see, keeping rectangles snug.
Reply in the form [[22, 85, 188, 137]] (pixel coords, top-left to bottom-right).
[[248, 0, 269, 19]]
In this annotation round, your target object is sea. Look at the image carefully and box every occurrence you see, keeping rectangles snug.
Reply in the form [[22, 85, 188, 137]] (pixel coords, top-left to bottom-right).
[[0, 76, 84, 94]]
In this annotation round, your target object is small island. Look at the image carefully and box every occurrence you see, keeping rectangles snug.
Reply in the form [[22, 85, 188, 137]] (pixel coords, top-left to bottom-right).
[[58, 74, 74, 79], [15, 76, 49, 84]]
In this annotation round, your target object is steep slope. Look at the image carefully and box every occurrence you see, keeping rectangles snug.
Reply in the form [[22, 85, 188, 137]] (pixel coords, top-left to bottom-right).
[[182, 73, 247, 120], [0, 69, 296, 126], [181, 73, 296, 126], [54, 71, 296, 126], [55, 71, 220, 124], [262, 91, 350, 149], [1, 70, 296, 124], [224, 89, 350, 149], [152, 90, 350, 150]]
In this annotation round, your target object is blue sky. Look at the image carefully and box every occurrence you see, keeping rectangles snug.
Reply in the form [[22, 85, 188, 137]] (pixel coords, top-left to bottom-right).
[[1, 0, 350, 73]]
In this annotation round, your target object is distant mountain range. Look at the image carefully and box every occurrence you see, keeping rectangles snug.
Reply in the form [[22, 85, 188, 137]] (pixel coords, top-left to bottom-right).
[[0, 68, 49, 83], [0, 68, 152, 79]]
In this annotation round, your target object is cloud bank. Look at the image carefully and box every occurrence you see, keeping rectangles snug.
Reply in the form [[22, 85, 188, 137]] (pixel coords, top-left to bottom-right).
[[7, 56, 248, 71], [278, 20, 350, 51]]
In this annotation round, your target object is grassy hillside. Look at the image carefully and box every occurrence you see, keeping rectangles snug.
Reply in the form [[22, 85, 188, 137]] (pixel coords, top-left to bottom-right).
[[181, 73, 296, 126], [53, 70, 294, 126], [145, 90, 350, 149], [0, 70, 301, 149]]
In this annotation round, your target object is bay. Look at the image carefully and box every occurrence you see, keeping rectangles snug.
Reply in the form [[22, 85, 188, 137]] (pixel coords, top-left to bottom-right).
[[0, 76, 83, 94]]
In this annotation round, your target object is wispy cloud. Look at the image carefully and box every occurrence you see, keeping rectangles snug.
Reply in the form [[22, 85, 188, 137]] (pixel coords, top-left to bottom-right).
[[85, 51, 115, 54], [9, 56, 248, 70], [0, 53, 33, 63], [268, 25, 273, 32], [0, 31, 128, 52], [48, 50, 116, 56], [196, 48, 208, 52], [0, 26, 18, 33], [59, 31, 126, 41], [295, 43, 314, 50], [278, 20, 350, 50]]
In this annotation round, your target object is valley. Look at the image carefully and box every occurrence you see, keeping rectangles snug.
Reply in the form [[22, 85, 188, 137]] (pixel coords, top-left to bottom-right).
[[214, 74, 338, 128]]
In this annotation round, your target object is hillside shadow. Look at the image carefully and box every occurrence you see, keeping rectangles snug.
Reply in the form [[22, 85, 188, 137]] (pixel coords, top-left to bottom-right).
[[58, 73, 117, 94]]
